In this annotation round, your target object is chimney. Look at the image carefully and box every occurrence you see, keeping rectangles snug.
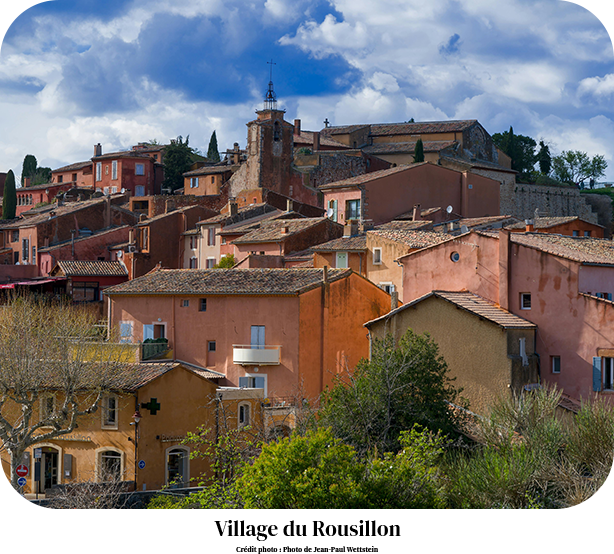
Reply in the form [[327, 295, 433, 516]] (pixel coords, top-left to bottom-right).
[[286, 199, 293, 212], [24, 177, 31, 188], [312, 131, 320, 152], [229, 200, 238, 216], [412, 204, 421, 221], [233, 142, 240, 165], [391, 291, 399, 310], [525, 219, 534, 233], [129, 228, 134, 245], [294, 119, 301, 136], [94, 143, 102, 157], [323, 265, 329, 283]]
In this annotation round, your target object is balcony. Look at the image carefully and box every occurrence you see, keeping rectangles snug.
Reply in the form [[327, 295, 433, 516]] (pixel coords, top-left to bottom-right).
[[233, 344, 281, 366]]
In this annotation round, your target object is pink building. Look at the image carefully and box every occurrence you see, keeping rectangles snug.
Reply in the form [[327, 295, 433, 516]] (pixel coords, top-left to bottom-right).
[[320, 162, 500, 227], [104, 268, 392, 403], [398, 229, 614, 401]]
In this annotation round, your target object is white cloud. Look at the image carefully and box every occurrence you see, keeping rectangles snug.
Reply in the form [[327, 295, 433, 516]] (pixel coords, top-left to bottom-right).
[[369, 72, 399, 93], [578, 73, 614, 98]]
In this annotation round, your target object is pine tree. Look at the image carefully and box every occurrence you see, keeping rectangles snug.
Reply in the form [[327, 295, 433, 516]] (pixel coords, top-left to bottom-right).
[[2, 170, 17, 219], [207, 131, 220, 163], [537, 141, 552, 175], [21, 154, 37, 186], [413, 138, 424, 163]]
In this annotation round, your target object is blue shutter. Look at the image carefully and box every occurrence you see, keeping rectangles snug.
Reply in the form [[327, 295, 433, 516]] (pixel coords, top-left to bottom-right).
[[254, 377, 265, 390], [251, 326, 265, 349], [143, 324, 154, 341], [593, 357, 602, 392], [239, 377, 248, 388]]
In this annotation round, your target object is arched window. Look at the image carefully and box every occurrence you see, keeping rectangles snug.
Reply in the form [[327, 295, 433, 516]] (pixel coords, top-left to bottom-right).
[[238, 402, 251, 427], [273, 121, 281, 142], [96, 448, 124, 482], [166, 447, 189, 488]]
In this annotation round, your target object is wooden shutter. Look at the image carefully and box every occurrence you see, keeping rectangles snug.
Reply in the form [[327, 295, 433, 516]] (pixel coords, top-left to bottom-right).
[[593, 357, 602, 392]]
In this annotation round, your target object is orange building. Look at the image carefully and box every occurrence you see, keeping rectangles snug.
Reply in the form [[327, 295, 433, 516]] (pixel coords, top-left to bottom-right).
[[104, 268, 392, 403]]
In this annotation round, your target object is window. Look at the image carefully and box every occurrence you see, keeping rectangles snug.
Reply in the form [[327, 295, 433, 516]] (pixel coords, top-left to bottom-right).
[[140, 227, 149, 251], [144, 323, 165, 340], [208, 341, 216, 352], [206, 258, 216, 269], [111, 186, 118, 194], [72, 173, 77, 182], [32, 246, 36, 265], [379, 282, 395, 294], [135, 185, 145, 196], [604, 358, 614, 391], [239, 375, 267, 396], [22, 238, 29, 262], [11, 231, 18, 243], [328, 199, 338, 222], [98, 450, 122, 482], [96, 162, 102, 181], [111, 160, 118, 180], [572, 230, 579, 237], [520, 293, 531, 310], [208, 227, 216, 246], [274, 121, 281, 141], [104, 186, 110, 195], [221, 237, 226, 245], [57, 175, 63, 183], [373, 248, 382, 265], [101, 394, 118, 429], [119, 321, 133, 343], [450, 251, 460, 263], [596, 292, 613, 301], [105, 165, 109, 175], [135, 163, 145, 176], [551, 356, 561, 374], [346, 199, 361, 220], [189, 257, 198, 269], [189, 236, 197, 250], [190, 177, 198, 188], [584, 231, 591, 237], [251, 325, 265, 349], [238, 403, 250, 427], [181, 299, 190, 308], [336, 252, 348, 269], [72, 281, 99, 302], [199, 298, 207, 312]]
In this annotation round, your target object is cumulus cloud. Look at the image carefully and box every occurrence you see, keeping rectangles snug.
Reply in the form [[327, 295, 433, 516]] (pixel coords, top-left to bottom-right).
[[578, 73, 614, 98]]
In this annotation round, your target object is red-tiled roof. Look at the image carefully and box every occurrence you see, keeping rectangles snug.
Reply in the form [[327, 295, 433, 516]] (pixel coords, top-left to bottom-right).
[[376, 220, 434, 231], [363, 140, 456, 155], [311, 235, 367, 252], [104, 268, 352, 296], [294, 131, 349, 149], [365, 290, 536, 330], [54, 260, 128, 277], [505, 216, 603, 230], [183, 165, 234, 177], [231, 218, 333, 245], [369, 229, 449, 249], [52, 161, 92, 173], [322, 120, 478, 137], [509, 233, 614, 265]]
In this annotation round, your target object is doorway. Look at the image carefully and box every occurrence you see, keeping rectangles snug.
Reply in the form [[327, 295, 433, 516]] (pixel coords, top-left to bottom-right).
[[41, 447, 59, 492]]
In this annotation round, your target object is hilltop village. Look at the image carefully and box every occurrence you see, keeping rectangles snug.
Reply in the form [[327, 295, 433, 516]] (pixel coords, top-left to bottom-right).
[[1, 82, 613, 503]]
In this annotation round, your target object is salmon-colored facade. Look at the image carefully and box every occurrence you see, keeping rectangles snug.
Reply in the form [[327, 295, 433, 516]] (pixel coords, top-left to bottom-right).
[[399, 229, 614, 401], [320, 162, 500, 226], [105, 268, 392, 403]]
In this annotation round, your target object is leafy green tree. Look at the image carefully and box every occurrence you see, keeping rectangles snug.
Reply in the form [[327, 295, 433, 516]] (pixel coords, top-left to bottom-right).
[[32, 166, 52, 186], [536, 141, 552, 175], [162, 135, 195, 192], [552, 150, 607, 185], [319, 329, 464, 454], [21, 154, 37, 186], [207, 130, 220, 163], [413, 138, 424, 163], [492, 126, 537, 180], [213, 254, 236, 269], [2, 170, 17, 219]]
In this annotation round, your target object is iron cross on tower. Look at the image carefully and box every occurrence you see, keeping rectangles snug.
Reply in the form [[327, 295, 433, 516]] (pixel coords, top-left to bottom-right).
[[264, 59, 277, 110]]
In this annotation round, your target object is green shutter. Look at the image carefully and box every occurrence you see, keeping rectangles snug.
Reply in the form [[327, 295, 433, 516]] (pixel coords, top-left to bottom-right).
[[593, 357, 602, 392]]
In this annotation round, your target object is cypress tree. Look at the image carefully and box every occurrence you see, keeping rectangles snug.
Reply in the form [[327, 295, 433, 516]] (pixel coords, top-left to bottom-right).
[[207, 131, 220, 163], [413, 138, 424, 163], [2, 170, 17, 220]]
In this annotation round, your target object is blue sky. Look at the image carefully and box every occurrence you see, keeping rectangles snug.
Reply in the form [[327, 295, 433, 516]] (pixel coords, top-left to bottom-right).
[[0, 0, 613, 182]]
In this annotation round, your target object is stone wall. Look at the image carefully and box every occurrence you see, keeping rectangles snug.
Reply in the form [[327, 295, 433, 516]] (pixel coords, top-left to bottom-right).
[[500, 182, 598, 223]]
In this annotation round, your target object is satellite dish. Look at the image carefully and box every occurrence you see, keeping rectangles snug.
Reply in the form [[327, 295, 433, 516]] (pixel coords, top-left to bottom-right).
[[326, 208, 334, 217], [446, 205, 453, 214]]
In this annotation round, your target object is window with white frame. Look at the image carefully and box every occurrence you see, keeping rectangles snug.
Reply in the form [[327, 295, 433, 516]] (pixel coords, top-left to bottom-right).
[[373, 248, 382, 265], [520, 293, 531, 310], [111, 160, 118, 180], [190, 177, 198, 188], [96, 162, 102, 181], [97, 449, 123, 482], [101, 394, 118, 429], [111, 186, 118, 194], [166, 447, 189, 488], [181, 299, 190, 308], [135, 163, 145, 176], [238, 402, 251, 427], [335, 252, 348, 269], [206, 258, 216, 268], [208, 227, 216, 246], [379, 282, 395, 294], [189, 236, 197, 250], [551, 356, 561, 374], [239, 374, 267, 396], [189, 257, 198, 269], [346, 199, 361, 220]]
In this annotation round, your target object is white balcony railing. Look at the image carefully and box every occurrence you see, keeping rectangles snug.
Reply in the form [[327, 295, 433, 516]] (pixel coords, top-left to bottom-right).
[[233, 345, 281, 366]]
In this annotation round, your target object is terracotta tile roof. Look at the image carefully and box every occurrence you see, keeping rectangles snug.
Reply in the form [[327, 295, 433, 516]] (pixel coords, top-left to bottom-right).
[[456, 215, 518, 228], [136, 205, 202, 226], [376, 220, 434, 231], [231, 218, 332, 245], [92, 151, 153, 161], [182, 228, 200, 236], [38, 225, 131, 253], [294, 131, 349, 149], [505, 216, 603, 230], [54, 260, 128, 277], [311, 235, 367, 252], [104, 268, 352, 296], [183, 165, 234, 177], [509, 233, 614, 265], [52, 161, 92, 173], [17, 182, 71, 191], [369, 229, 449, 249], [363, 140, 456, 155], [322, 120, 478, 137], [111, 361, 223, 392], [218, 210, 291, 235], [318, 163, 426, 190], [365, 290, 536, 330], [198, 203, 277, 226]]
